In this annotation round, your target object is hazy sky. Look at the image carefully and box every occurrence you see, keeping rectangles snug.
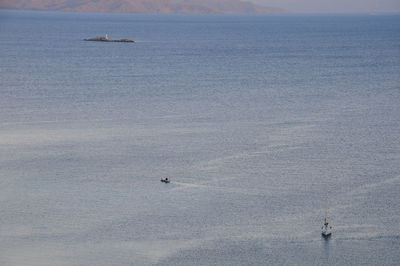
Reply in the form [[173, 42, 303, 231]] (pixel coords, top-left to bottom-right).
[[251, 0, 400, 13]]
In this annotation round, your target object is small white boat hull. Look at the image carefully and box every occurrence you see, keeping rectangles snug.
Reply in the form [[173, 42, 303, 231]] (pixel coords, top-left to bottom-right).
[[322, 231, 332, 238]]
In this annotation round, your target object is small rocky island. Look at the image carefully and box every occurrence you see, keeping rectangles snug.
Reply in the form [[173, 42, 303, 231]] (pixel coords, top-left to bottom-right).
[[84, 34, 134, 43]]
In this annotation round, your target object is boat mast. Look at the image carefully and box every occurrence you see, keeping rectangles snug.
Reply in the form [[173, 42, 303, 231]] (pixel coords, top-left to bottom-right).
[[325, 195, 328, 220], [323, 193, 330, 228]]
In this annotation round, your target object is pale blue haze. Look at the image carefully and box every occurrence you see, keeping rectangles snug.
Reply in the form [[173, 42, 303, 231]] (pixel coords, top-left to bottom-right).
[[253, 0, 400, 14], [0, 10, 400, 265]]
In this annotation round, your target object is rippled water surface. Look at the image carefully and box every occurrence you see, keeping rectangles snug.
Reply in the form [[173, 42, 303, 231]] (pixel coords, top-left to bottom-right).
[[1, 10, 400, 265]]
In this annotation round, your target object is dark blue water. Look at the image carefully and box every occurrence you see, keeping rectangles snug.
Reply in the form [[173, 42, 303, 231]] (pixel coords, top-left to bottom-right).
[[1, 10, 400, 265]]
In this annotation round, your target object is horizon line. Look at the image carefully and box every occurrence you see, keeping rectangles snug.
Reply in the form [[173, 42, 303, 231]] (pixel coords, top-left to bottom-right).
[[1, 7, 400, 16]]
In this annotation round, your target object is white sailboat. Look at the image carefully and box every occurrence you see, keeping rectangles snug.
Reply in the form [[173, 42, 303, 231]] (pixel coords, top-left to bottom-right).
[[321, 218, 332, 237], [321, 196, 332, 238]]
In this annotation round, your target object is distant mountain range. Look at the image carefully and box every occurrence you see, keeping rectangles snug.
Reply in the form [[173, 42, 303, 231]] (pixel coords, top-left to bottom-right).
[[0, 0, 286, 14]]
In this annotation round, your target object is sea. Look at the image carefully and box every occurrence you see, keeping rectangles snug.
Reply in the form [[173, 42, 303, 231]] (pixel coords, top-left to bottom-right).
[[0, 9, 399, 265]]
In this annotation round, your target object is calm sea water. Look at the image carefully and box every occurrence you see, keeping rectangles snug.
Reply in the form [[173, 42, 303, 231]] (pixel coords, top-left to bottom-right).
[[1, 10, 400, 265]]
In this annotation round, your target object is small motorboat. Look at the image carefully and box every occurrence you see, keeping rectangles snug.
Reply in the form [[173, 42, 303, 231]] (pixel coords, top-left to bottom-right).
[[160, 178, 170, 183], [321, 218, 332, 238]]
